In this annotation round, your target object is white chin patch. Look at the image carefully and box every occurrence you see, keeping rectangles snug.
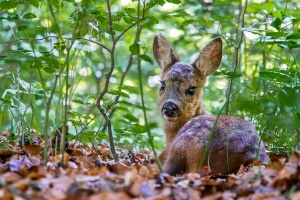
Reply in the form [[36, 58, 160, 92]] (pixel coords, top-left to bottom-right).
[[162, 115, 178, 122]]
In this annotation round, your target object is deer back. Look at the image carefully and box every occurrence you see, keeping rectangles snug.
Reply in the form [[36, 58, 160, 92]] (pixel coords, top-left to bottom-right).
[[163, 115, 269, 175]]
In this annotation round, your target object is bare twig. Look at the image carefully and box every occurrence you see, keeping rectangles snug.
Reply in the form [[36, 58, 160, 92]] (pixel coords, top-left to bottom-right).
[[95, 0, 148, 163], [80, 37, 111, 53], [95, 0, 119, 162], [114, 17, 146, 44], [101, 55, 134, 132], [70, 114, 101, 141]]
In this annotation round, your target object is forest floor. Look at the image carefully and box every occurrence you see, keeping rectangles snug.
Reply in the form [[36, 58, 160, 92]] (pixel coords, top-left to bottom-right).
[[0, 131, 300, 200]]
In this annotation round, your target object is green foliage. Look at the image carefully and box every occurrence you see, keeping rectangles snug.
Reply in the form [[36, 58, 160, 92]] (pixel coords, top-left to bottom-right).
[[0, 0, 299, 156]]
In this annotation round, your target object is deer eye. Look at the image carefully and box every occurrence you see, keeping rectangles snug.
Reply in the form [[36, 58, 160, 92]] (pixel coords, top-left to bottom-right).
[[160, 81, 166, 91], [186, 86, 196, 96]]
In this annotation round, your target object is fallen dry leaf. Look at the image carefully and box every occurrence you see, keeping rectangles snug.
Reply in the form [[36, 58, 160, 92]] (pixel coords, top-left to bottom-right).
[[1, 130, 300, 200], [2, 172, 22, 184], [22, 145, 44, 156], [89, 191, 131, 200]]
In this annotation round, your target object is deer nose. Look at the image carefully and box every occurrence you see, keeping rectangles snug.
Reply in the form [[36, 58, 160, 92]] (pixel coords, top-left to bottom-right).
[[162, 102, 179, 117]]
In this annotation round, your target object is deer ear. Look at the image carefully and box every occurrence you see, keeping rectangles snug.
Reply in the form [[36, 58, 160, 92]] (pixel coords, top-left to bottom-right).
[[192, 37, 222, 76], [153, 34, 180, 73]]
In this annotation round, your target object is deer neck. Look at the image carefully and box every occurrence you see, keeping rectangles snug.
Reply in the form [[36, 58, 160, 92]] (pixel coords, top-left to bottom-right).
[[163, 98, 205, 146], [163, 120, 187, 147]]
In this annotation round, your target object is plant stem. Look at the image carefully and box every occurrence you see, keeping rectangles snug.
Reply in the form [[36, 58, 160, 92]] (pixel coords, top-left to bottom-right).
[[225, 0, 248, 115], [95, 0, 148, 163], [95, 0, 119, 163], [135, 0, 163, 172], [17, 68, 23, 146], [101, 55, 134, 132]]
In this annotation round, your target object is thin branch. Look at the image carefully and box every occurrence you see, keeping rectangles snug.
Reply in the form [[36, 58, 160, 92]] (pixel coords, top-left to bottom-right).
[[0, 36, 111, 53], [80, 37, 111, 53], [95, 0, 119, 163], [114, 17, 146, 44], [225, 0, 248, 115], [107, 0, 115, 43], [101, 55, 134, 132], [95, 0, 151, 163], [70, 114, 100, 141], [17, 68, 24, 146]]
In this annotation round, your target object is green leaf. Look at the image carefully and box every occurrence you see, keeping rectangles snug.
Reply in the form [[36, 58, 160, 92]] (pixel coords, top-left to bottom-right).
[[114, 128, 126, 134], [279, 87, 299, 109], [166, 0, 181, 4], [17, 25, 27, 31], [286, 32, 300, 40], [119, 100, 151, 110], [213, 1, 232, 6], [270, 17, 282, 31], [129, 43, 138, 55], [113, 24, 125, 32], [43, 67, 55, 74], [107, 89, 130, 98], [272, 11, 282, 20], [119, 85, 139, 94], [153, 0, 166, 6], [114, 105, 130, 112], [124, 8, 136, 15], [278, 41, 300, 49], [28, 0, 40, 8], [23, 13, 37, 19], [18, 78, 31, 91], [264, 2, 275, 12], [247, 3, 261, 13], [131, 124, 147, 134], [0, 1, 16, 9], [266, 32, 288, 39], [291, 10, 300, 20], [260, 71, 292, 83], [123, 17, 133, 24], [123, 113, 138, 122], [72, 99, 85, 105], [0, 98, 11, 104], [212, 70, 242, 78], [140, 54, 153, 64], [4, 89, 18, 95]]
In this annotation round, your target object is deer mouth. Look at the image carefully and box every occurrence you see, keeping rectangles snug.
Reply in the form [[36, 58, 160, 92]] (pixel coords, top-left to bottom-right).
[[162, 114, 179, 122]]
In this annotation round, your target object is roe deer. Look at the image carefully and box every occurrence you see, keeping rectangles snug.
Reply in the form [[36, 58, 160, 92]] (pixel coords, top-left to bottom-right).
[[153, 34, 269, 175]]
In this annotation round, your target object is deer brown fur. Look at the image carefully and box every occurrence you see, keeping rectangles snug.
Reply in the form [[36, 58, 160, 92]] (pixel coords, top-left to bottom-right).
[[153, 34, 269, 175]]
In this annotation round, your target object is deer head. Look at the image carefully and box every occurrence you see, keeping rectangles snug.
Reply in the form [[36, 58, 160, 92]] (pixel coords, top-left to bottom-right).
[[153, 34, 222, 124]]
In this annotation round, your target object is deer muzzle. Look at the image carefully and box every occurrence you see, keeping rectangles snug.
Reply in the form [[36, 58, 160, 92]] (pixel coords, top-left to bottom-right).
[[162, 101, 179, 118]]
